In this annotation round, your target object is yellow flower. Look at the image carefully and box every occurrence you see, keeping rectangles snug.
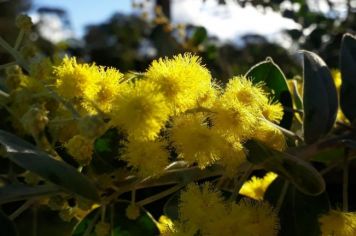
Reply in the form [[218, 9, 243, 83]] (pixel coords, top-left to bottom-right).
[[110, 80, 170, 141], [212, 100, 258, 141], [239, 172, 278, 200], [54, 56, 100, 100], [223, 76, 268, 113], [226, 199, 279, 236], [179, 183, 226, 230], [170, 113, 227, 169], [93, 67, 124, 113], [65, 135, 93, 166], [254, 121, 286, 151], [262, 102, 284, 124], [218, 138, 246, 177], [146, 53, 213, 113], [121, 138, 169, 177], [125, 203, 140, 220], [319, 210, 356, 236], [331, 69, 349, 124]]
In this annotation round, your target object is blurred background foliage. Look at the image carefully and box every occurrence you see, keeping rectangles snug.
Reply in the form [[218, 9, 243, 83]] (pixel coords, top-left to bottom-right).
[[0, 0, 355, 81]]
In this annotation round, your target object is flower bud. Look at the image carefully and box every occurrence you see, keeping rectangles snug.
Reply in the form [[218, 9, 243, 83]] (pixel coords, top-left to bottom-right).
[[15, 14, 33, 32]]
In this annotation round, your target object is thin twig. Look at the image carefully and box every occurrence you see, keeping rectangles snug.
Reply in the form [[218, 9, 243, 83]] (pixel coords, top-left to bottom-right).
[[0, 61, 17, 70], [137, 183, 185, 206], [14, 30, 25, 51], [9, 198, 37, 220], [230, 163, 254, 201], [276, 180, 289, 213]]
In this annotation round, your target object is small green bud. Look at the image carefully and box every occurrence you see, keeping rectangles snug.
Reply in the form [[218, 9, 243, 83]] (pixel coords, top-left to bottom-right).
[[15, 14, 33, 32]]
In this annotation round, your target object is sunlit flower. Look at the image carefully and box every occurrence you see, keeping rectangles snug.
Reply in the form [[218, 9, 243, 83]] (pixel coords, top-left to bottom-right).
[[121, 138, 169, 177], [262, 102, 284, 124], [110, 80, 170, 141], [54, 56, 100, 100], [254, 121, 286, 151], [239, 172, 278, 200], [170, 113, 227, 168], [146, 53, 212, 113]]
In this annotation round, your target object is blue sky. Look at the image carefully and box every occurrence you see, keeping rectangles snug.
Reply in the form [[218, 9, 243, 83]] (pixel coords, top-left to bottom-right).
[[29, 0, 300, 46], [31, 0, 132, 36]]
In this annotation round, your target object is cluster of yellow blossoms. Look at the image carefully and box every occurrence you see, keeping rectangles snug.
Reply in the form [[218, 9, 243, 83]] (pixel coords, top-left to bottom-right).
[[160, 183, 280, 236], [6, 53, 285, 177]]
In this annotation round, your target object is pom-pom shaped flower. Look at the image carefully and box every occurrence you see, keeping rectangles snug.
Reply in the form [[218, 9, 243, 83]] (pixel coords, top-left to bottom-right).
[[170, 113, 228, 168], [64, 135, 94, 166], [146, 53, 212, 113], [254, 121, 286, 151], [110, 80, 170, 141], [54, 57, 100, 100], [319, 210, 356, 236], [179, 183, 226, 230], [262, 102, 284, 124], [94, 67, 124, 113], [121, 138, 169, 177]]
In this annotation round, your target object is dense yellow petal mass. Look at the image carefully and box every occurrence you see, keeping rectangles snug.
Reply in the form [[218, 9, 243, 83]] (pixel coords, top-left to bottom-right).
[[262, 102, 284, 123], [170, 113, 227, 168], [94, 67, 124, 113], [64, 135, 93, 166], [179, 183, 226, 230], [146, 53, 213, 113], [239, 172, 278, 200], [254, 121, 286, 151], [319, 210, 356, 236], [54, 57, 101, 100], [121, 138, 169, 177], [110, 80, 170, 141]]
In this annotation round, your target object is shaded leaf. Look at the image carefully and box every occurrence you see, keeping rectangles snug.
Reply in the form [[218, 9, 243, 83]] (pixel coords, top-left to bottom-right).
[[72, 201, 159, 236], [245, 57, 293, 128], [301, 50, 338, 144], [0, 130, 99, 202], [265, 177, 330, 236], [0, 184, 60, 204], [246, 140, 325, 196], [340, 33, 356, 122], [190, 27, 208, 46]]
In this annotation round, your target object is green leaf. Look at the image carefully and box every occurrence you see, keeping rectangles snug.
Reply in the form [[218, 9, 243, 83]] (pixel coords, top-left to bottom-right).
[[190, 27, 208, 46], [245, 57, 293, 128], [246, 141, 325, 196], [72, 201, 159, 236], [0, 210, 17, 236], [0, 184, 60, 204], [340, 33, 356, 122], [301, 50, 338, 144], [0, 130, 99, 202], [265, 177, 330, 236]]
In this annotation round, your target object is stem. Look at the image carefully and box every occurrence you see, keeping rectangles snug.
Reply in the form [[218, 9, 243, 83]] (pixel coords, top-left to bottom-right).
[[137, 184, 185, 206], [101, 205, 106, 222], [83, 209, 100, 236], [230, 163, 254, 201], [343, 148, 349, 211], [276, 180, 289, 213], [0, 36, 80, 119], [14, 30, 25, 51], [0, 61, 17, 70], [9, 198, 37, 220], [262, 118, 304, 143], [0, 36, 29, 71]]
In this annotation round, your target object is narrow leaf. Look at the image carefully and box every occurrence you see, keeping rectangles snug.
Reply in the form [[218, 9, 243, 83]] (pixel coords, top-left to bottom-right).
[[0, 130, 99, 202], [246, 141, 325, 196], [340, 33, 356, 122], [301, 51, 338, 144]]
